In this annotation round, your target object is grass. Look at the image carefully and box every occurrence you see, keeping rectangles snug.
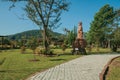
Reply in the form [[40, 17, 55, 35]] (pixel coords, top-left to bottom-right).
[[51, 48, 72, 54], [53, 47, 120, 55], [86, 47, 120, 54], [0, 49, 81, 80], [0, 47, 119, 80], [106, 57, 120, 80]]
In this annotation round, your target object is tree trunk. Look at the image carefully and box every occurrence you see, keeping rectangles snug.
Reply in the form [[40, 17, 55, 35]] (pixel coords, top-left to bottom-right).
[[96, 40, 99, 51], [33, 50, 36, 60], [43, 25, 49, 53], [108, 40, 111, 48], [1, 37, 3, 49]]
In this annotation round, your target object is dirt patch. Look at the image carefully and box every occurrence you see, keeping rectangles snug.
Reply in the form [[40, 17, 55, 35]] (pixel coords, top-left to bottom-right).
[[111, 60, 120, 67]]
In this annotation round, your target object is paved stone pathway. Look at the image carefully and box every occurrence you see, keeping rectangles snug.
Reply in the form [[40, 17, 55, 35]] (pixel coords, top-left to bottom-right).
[[27, 54, 120, 80]]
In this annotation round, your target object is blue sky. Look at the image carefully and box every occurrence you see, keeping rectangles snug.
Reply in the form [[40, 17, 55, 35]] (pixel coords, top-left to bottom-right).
[[0, 0, 120, 35]]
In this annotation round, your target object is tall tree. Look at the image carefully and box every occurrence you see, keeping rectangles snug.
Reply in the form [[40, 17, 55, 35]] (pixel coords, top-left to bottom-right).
[[113, 9, 120, 29], [110, 9, 120, 50], [9, 0, 69, 52], [67, 26, 77, 45], [86, 4, 116, 48], [64, 26, 77, 46]]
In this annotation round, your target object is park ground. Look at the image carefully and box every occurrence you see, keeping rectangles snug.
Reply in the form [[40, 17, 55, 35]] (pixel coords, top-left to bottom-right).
[[0, 48, 120, 80]]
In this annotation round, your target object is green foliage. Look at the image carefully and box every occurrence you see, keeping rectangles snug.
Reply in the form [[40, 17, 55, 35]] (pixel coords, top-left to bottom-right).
[[64, 26, 77, 46], [46, 49, 54, 55], [7, 29, 63, 50], [23, 0, 70, 51], [109, 9, 120, 51], [24, 0, 69, 28], [8, 30, 62, 41], [61, 44, 67, 51], [114, 28, 120, 41], [0, 39, 10, 45], [67, 31, 76, 45], [86, 4, 116, 46], [9, 0, 70, 52], [110, 40, 119, 52], [21, 46, 26, 53], [28, 37, 39, 51], [37, 48, 54, 55], [112, 9, 120, 42]]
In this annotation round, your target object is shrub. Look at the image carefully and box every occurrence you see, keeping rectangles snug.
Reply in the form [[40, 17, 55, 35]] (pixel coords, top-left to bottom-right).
[[61, 44, 67, 51], [47, 49, 54, 55], [21, 46, 26, 53], [35, 47, 54, 56], [110, 40, 118, 52], [41, 49, 54, 55], [49, 44, 56, 49], [111, 46, 117, 52]]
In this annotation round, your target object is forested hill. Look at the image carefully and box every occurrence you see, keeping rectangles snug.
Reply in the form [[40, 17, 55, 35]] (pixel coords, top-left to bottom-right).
[[7, 29, 63, 40]]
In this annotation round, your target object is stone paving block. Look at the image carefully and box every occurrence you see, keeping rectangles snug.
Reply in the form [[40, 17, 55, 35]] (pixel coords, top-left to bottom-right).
[[27, 54, 120, 80]]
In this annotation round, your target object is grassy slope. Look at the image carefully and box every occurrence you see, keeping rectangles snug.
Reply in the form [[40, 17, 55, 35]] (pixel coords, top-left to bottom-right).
[[106, 57, 120, 80], [0, 49, 80, 80]]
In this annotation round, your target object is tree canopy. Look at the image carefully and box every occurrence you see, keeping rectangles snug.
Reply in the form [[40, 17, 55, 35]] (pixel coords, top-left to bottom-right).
[[86, 4, 116, 45], [9, 0, 70, 52]]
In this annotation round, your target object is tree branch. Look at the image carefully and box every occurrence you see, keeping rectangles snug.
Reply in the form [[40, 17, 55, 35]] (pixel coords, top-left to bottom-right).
[[46, 0, 54, 26], [31, 0, 45, 26]]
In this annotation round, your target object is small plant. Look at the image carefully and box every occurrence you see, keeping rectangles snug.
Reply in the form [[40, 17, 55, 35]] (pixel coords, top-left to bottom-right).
[[47, 49, 54, 55], [61, 44, 67, 54], [21, 46, 26, 53], [86, 45, 92, 53], [38, 48, 45, 55], [111, 46, 117, 52], [43, 49, 54, 56], [111, 40, 118, 52]]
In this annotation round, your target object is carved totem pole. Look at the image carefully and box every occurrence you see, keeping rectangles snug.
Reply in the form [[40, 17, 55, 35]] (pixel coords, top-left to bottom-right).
[[72, 22, 87, 54], [77, 22, 87, 48]]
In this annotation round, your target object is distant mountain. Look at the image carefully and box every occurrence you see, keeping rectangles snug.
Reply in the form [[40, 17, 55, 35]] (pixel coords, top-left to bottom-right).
[[7, 29, 63, 40]]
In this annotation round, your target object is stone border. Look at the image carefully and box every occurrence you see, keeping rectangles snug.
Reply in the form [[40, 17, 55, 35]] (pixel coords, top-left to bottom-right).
[[99, 55, 120, 80]]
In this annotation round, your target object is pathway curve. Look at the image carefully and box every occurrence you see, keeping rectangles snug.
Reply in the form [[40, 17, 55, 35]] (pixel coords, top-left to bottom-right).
[[27, 54, 120, 80]]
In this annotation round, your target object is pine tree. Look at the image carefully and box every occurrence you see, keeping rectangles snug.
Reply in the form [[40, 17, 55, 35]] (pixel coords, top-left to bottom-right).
[[87, 4, 116, 49]]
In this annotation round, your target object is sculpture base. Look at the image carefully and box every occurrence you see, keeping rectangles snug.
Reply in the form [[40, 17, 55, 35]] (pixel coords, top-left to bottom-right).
[[72, 39, 87, 55], [76, 38, 87, 48]]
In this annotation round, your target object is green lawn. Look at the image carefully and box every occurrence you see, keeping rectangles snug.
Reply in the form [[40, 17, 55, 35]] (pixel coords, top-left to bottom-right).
[[0, 48, 119, 80], [0, 49, 80, 80], [106, 57, 120, 80], [86, 47, 120, 54]]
